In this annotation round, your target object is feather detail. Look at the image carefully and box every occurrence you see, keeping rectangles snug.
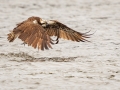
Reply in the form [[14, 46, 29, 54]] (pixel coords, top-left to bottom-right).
[[45, 20, 91, 43], [7, 16, 92, 51]]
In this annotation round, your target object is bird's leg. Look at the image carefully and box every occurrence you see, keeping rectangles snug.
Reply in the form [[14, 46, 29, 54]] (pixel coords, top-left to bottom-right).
[[54, 30, 59, 44], [55, 39, 59, 44], [51, 37, 59, 44], [55, 37, 59, 44], [21, 42, 26, 46]]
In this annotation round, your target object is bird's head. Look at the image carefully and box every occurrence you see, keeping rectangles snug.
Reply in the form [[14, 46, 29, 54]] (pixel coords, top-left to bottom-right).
[[47, 20, 55, 25], [40, 19, 48, 27], [28, 16, 47, 27]]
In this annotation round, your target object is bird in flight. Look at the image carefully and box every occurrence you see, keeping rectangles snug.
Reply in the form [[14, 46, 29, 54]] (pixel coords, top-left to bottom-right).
[[7, 16, 91, 50]]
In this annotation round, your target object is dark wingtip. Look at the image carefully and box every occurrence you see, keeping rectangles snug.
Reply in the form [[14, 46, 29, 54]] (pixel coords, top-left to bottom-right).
[[82, 30, 96, 37], [80, 30, 96, 42]]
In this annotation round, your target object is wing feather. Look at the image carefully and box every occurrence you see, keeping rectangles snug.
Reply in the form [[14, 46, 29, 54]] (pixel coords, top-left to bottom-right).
[[27, 34, 36, 46], [37, 39, 42, 50], [62, 31, 67, 39], [69, 33, 76, 41], [45, 20, 90, 43], [31, 37, 37, 48], [10, 18, 53, 50], [60, 30, 67, 39], [66, 32, 71, 40]]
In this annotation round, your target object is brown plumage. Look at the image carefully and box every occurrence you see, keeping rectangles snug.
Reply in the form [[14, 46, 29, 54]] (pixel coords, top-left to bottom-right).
[[7, 16, 91, 50], [45, 20, 91, 43]]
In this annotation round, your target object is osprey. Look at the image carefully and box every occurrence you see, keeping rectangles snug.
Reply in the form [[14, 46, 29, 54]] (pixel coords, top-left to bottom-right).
[[7, 16, 91, 50]]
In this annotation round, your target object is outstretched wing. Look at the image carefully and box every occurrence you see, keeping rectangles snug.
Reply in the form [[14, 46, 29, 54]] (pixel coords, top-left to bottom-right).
[[12, 20, 53, 50], [45, 20, 90, 43]]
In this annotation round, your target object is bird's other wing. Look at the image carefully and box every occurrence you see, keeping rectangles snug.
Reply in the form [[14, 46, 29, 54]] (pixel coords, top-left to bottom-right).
[[45, 20, 91, 44], [12, 20, 53, 50], [7, 20, 26, 42]]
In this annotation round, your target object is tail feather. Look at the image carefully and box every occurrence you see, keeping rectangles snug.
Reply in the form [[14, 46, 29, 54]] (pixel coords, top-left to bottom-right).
[[7, 31, 19, 42]]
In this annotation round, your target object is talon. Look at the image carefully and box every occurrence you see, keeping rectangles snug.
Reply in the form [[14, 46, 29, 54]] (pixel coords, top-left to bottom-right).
[[21, 42, 26, 46]]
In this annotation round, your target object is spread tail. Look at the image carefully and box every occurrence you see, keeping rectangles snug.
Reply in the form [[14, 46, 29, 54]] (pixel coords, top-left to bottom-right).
[[7, 31, 18, 42]]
